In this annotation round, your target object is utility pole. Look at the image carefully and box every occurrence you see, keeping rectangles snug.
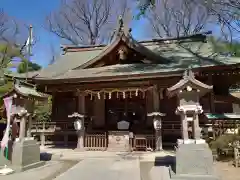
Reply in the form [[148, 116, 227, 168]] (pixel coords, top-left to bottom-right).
[[26, 25, 33, 82]]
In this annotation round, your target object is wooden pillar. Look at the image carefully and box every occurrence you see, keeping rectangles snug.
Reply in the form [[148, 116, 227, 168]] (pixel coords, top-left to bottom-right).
[[93, 98, 105, 127], [153, 85, 162, 151], [153, 85, 160, 112], [77, 94, 85, 150], [208, 74, 215, 113]]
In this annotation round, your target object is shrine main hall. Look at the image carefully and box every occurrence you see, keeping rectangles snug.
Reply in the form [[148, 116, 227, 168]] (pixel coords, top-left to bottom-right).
[[8, 24, 240, 151]]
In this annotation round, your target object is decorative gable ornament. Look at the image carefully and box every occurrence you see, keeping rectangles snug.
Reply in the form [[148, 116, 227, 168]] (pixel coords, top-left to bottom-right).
[[117, 120, 130, 130]]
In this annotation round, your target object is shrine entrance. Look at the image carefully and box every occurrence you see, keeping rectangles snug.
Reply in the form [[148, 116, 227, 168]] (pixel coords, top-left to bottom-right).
[[105, 91, 147, 151], [105, 92, 146, 132]]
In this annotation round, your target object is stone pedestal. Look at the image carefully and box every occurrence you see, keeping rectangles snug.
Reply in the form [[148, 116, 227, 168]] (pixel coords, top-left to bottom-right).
[[11, 138, 44, 172], [170, 143, 219, 180], [108, 131, 130, 152], [76, 130, 85, 151]]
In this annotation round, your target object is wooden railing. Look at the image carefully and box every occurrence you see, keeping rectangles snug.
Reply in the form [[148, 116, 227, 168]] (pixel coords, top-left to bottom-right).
[[131, 134, 155, 151], [31, 121, 74, 132], [84, 132, 107, 151], [162, 121, 181, 132], [31, 121, 76, 147]]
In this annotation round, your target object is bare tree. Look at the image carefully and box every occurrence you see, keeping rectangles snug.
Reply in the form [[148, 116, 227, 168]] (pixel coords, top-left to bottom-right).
[[46, 0, 132, 45], [48, 43, 58, 65], [146, 0, 240, 41]]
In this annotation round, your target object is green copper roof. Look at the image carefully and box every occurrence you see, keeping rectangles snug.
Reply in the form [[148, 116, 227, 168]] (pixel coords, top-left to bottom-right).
[[37, 48, 103, 78], [14, 83, 47, 98], [205, 113, 240, 119], [6, 34, 240, 82], [2, 80, 48, 99]]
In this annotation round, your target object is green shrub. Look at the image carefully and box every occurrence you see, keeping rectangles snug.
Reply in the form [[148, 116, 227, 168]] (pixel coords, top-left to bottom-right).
[[210, 134, 240, 149]]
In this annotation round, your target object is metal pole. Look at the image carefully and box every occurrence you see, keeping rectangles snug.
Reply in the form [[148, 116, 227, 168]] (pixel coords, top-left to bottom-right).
[[26, 25, 33, 81]]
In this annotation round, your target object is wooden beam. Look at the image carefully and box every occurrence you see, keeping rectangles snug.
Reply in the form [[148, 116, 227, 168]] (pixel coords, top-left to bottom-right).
[[42, 77, 180, 93]]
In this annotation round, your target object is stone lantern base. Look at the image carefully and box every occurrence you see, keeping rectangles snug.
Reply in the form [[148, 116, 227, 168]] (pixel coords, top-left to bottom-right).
[[170, 143, 220, 180], [11, 138, 45, 172]]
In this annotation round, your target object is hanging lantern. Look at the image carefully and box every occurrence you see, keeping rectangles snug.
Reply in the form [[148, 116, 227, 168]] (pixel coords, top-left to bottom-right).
[[123, 91, 126, 99], [97, 92, 101, 99], [109, 92, 112, 99]]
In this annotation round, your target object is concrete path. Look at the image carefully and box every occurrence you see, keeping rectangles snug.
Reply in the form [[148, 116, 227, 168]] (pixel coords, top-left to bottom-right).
[[1, 161, 68, 180], [54, 158, 141, 180]]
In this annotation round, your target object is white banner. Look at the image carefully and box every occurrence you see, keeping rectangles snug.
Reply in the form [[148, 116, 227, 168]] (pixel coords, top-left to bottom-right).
[[1, 96, 13, 151]]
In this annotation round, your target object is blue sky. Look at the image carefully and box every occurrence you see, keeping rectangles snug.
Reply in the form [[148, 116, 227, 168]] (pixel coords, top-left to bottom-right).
[[2, 1, 239, 68], [1, 0, 62, 67], [1, 0, 148, 67]]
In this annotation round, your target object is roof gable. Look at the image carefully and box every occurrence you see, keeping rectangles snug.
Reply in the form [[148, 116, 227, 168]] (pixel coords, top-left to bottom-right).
[[74, 34, 170, 69]]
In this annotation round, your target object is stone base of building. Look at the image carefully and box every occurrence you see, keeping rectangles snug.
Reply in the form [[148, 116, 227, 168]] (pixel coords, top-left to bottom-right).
[[107, 131, 130, 152], [11, 138, 45, 172], [171, 142, 219, 180]]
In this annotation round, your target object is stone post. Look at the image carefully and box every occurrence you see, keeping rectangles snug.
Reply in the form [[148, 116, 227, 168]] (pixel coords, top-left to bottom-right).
[[193, 113, 201, 140], [27, 116, 32, 137], [69, 112, 85, 151], [155, 128, 162, 151], [147, 112, 165, 151], [27, 100, 34, 137], [19, 116, 26, 140], [78, 94, 85, 150], [181, 113, 189, 142], [18, 109, 29, 141], [77, 129, 85, 150]]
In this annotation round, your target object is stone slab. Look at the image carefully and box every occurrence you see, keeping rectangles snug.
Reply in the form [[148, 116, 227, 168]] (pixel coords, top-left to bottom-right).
[[170, 172, 219, 180], [175, 143, 214, 175], [108, 131, 130, 152], [11, 139, 45, 172], [53, 158, 140, 180]]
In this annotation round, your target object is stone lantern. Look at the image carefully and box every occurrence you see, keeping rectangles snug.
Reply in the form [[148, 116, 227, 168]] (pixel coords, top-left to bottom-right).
[[147, 112, 165, 151], [0, 80, 47, 171], [167, 69, 213, 144], [68, 112, 85, 150], [167, 69, 219, 180]]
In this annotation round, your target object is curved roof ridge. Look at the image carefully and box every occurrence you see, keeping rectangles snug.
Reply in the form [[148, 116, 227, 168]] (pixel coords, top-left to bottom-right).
[[75, 33, 171, 69]]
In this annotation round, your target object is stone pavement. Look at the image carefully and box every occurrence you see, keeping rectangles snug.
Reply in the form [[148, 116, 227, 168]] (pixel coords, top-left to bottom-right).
[[40, 146, 175, 160], [1, 161, 66, 180], [53, 158, 141, 180]]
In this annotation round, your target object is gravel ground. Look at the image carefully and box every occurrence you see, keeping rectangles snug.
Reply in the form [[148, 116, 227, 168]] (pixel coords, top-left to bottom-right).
[[214, 161, 240, 180]]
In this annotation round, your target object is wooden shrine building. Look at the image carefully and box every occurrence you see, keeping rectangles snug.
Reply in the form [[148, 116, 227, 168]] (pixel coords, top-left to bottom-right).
[[8, 21, 240, 151]]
